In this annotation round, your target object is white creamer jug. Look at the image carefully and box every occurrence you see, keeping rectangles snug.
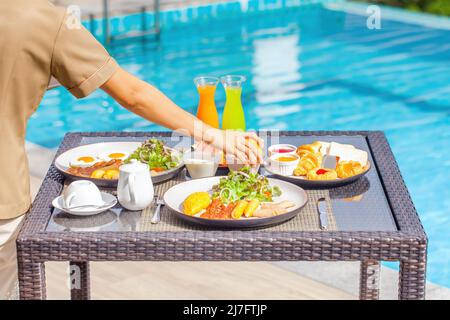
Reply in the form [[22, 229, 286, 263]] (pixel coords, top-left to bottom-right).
[[117, 160, 154, 211]]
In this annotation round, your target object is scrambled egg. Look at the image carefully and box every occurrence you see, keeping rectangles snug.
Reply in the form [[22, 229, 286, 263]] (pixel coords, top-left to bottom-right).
[[183, 192, 211, 216]]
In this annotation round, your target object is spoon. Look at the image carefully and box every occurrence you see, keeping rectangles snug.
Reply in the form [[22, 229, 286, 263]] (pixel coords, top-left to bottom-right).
[[65, 201, 116, 211]]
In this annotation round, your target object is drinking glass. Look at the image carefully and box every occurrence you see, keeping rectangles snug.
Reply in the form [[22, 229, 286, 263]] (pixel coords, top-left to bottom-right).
[[220, 75, 246, 131], [194, 76, 220, 128]]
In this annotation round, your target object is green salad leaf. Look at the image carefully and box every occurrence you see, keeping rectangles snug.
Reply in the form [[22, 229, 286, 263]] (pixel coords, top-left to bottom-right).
[[212, 166, 281, 203], [125, 139, 179, 170]]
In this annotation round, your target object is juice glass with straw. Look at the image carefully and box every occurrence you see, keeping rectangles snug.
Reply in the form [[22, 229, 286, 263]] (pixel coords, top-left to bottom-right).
[[194, 76, 220, 128], [221, 75, 246, 131]]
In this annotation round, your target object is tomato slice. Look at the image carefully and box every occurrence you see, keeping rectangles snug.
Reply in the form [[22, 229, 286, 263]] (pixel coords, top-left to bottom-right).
[[316, 169, 328, 175]]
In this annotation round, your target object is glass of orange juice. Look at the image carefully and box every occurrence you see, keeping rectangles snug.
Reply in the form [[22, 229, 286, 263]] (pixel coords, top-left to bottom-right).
[[194, 76, 220, 128]]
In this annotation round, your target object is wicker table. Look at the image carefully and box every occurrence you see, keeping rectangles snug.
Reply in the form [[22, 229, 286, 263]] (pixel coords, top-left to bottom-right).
[[17, 131, 427, 300]]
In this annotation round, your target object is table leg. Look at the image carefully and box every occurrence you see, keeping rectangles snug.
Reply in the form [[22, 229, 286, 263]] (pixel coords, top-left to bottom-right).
[[69, 261, 91, 300], [399, 260, 426, 300], [17, 261, 46, 300], [359, 260, 380, 300]]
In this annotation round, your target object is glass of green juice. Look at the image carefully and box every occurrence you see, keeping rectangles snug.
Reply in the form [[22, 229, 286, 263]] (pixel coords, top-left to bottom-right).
[[220, 75, 246, 131]]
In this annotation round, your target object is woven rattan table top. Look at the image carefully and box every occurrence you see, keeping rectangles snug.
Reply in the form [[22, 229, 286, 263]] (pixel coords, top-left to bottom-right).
[[45, 133, 396, 233], [17, 131, 427, 264]]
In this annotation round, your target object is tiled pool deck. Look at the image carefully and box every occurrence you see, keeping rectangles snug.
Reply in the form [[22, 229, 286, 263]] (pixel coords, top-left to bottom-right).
[[22, 143, 450, 299]]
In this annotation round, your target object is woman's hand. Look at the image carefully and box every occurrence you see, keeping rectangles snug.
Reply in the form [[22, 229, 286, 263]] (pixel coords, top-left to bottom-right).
[[205, 128, 264, 165]]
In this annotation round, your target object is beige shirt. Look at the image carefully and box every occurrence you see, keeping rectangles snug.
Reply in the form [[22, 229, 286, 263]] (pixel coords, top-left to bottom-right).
[[0, 0, 119, 219]]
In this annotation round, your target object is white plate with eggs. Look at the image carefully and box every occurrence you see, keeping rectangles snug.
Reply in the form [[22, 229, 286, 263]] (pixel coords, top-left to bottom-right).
[[55, 142, 184, 187]]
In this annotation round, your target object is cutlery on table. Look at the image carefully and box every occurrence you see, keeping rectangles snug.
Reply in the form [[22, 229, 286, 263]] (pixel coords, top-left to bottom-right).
[[65, 201, 116, 211], [316, 197, 328, 230], [322, 145, 337, 169], [151, 195, 165, 224]]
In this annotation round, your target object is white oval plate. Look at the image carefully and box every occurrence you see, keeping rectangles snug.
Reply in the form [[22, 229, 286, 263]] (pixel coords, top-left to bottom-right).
[[55, 142, 184, 187], [163, 176, 308, 228]]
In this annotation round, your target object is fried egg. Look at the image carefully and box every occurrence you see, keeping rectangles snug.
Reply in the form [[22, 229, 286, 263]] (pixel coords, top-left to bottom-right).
[[100, 151, 129, 162], [70, 156, 98, 168]]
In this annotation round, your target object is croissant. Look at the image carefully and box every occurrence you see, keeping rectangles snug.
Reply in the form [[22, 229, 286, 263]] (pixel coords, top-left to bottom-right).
[[296, 141, 322, 158], [336, 161, 365, 179], [307, 168, 338, 180], [293, 150, 322, 176]]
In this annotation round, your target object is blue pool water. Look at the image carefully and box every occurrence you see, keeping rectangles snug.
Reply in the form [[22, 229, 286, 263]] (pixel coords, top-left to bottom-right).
[[28, 2, 450, 287]]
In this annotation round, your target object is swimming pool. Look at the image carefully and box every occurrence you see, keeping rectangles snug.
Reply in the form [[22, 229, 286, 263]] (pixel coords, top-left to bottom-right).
[[28, 1, 450, 287]]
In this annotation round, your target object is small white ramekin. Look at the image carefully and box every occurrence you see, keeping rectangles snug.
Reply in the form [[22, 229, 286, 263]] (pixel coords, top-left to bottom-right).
[[268, 144, 297, 157], [268, 153, 300, 176], [225, 154, 260, 173]]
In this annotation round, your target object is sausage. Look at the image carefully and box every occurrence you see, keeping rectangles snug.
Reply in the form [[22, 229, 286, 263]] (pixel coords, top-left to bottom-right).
[[231, 200, 248, 219], [244, 199, 260, 217], [253, 209, 274, 218], [253, 207, 288, 218]]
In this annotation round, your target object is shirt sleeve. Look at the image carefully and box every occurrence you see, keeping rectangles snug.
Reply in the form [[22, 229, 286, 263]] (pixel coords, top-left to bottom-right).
[[51, 12, 119, 98]]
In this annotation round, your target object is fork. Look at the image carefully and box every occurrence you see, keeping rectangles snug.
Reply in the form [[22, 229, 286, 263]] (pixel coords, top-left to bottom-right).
[[151, 195, 165, 224]]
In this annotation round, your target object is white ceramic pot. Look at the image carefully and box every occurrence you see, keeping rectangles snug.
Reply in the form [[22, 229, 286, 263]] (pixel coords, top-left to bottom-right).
[[117, 160, 154, 211]]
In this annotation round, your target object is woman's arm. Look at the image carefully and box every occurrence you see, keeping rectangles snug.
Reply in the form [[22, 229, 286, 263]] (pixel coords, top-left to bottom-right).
[[101, 68, 262, 164]]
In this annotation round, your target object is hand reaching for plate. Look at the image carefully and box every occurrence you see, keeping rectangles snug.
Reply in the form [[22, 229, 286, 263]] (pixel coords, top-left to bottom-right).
[[204, 129, 264, 166]]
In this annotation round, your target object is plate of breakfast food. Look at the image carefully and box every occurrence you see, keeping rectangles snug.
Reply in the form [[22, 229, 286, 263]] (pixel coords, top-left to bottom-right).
[[55, 139, 184, 187], [163, 167, 308, 228], [264, 141, 370, 188]]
